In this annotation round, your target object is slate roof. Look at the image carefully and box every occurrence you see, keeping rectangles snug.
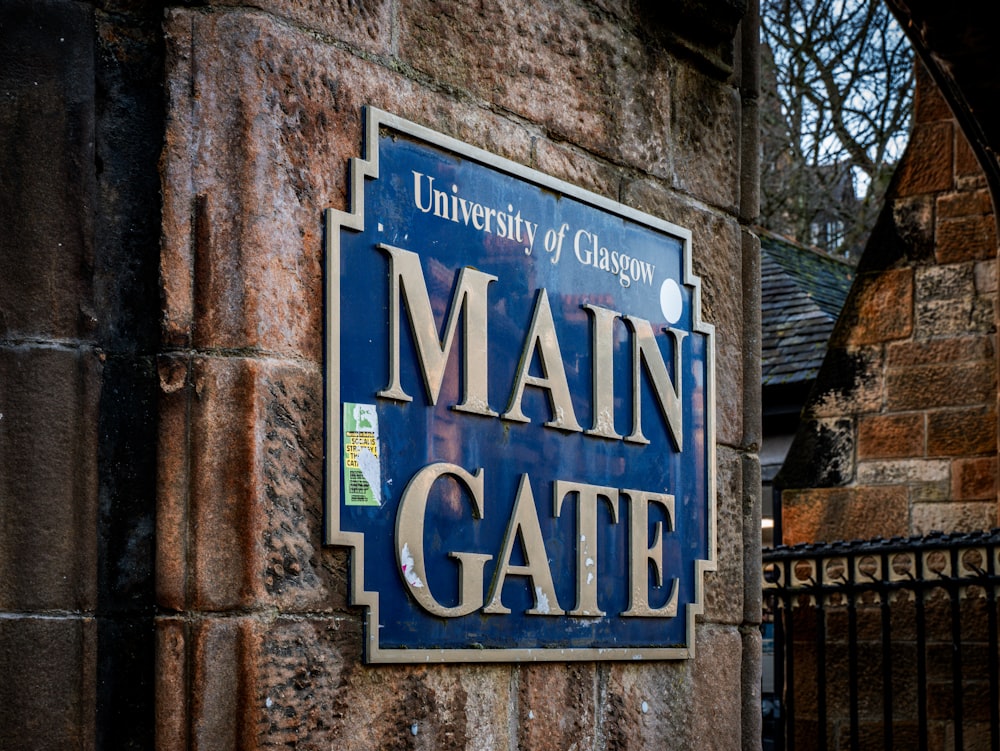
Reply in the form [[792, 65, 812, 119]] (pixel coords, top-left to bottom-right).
[[760, 230, 855, 386]]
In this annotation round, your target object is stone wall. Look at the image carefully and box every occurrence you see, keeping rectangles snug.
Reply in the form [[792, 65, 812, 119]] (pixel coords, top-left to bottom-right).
[[0, 0, 762, 748], [778, 63, 999, 545]]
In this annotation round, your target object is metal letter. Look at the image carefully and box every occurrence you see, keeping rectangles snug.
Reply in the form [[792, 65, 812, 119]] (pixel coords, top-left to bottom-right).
[[621, 489, 678, 617], [553, 480, 619, 617], [377, 243, 498, 417], [501, 289, 583, 432], [582, 303, 623, 440], [395, 463, 493, 617], [484, 474, 565, 616], [624, 318, 686, 449]]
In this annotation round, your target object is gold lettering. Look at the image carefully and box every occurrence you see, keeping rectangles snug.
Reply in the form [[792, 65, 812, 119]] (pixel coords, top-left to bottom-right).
[[582, 303, 622, 440], [623, 317, 686, 449], [395, 463, 493, 617], [377, 243, 498, 417], [484, 474, 565, 616], [553, 480, 619, 617], [501, 289, 583, 432], [621, 489, 678, 617]]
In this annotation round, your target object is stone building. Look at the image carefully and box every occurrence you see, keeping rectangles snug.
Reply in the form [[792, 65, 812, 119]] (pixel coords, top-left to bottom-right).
[[778, 62, 1000, 544], [1, 1, 763, 748]]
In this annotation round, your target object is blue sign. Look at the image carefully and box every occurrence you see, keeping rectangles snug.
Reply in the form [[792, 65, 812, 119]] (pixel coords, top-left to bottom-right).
[[325, 108, 716, 662]]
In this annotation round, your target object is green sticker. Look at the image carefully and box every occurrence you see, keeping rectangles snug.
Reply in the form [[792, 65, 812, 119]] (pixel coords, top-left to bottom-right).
[[343, 403, 381, 506]]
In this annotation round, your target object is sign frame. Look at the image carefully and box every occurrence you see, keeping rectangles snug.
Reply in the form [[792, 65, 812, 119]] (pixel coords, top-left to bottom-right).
[[324, 106, 717, 663]]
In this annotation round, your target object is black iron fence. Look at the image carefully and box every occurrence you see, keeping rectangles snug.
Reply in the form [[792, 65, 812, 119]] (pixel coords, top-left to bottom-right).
[[762, 529, 1000, 750]]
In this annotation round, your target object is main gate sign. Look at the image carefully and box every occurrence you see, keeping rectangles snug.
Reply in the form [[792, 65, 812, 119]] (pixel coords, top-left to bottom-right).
[[325, 108, 716, 663]]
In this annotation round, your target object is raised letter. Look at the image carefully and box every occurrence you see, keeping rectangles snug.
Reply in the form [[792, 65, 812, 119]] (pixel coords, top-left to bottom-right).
[[582, 304, 622, 440], [621, 489, 678, 617], [377, 243, 498, 417], [396, 463, 493, 617], [553, 480, 619, 616], [624, 317, 686, 448], [484, 474, 564, 616], [502, 289, 583, 432]]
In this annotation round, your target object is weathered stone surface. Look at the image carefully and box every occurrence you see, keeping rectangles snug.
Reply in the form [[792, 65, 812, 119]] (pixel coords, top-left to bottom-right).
[[0, 345, 100, 611], [781, 487, 909, 545], [926, 406, 997, 457], [533, 138, 625, 201], [886, 362, 995, 411], [0, 0, 96, 341], [856, 412, 924, 460], [951, 456, 997, 500], [605, 660, 696, 749], [894, 121, 954, 198], [935, 213, 998, 263], [777, 418, 855, 489], [855, 458, 950, 486], [691, 625, 743, 750], [808, 347, 885, 418], [671, 64, 741, 209], [0, 616, 97, 751], [518, 664, 597, 750], [703, 446, 743, 625], [838, 268, 913, 346], [911, 501, 997, 535], [208, 0, 393, 56], [399, 0, 675, 181], [937, 187, 992, 219], [162, 8, 534, 354], [157, 355, 337, 612], [886, 334, 994, 369]]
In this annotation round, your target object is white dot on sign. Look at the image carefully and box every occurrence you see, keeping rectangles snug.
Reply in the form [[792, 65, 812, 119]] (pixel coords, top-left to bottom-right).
[[659, 278, 683, 324], [641, 701, 649, 714]]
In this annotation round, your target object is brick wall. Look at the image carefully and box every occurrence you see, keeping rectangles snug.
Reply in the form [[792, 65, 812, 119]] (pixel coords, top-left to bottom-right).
[[778, 63, 999, 545]]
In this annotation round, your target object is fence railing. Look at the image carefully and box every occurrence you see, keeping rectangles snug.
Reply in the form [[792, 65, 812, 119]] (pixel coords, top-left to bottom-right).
[[762, 529, 1000, 751]]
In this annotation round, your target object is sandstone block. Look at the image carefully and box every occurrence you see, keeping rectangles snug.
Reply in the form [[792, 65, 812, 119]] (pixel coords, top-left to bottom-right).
[[162, 9, 534, 354], [671, 64, 741, 209], [605, 660, 695, 749], [807, 347, 884, 418], [913, 62, 952, 123], [951, 456, 997, 501], [0, 0, 96, 341], [839, 268, 913, 346], [936, 214, 998, 264], [518, 664, 597, 751], [886, 362, 995, 411], [926, 406, 997, 457], [0, 616, 97, 750], [855, 458, 950, 486], [974, 260, 997, 294], [894, 121, 954, 198], [955, 126, 986, 181], [399, 0, 676, 181], [886, 334, 994, 368], [156, 354, 338, 612], [780, 487, 908, 545], [936, 188, 992, 219], [691, 625, 743, 750], [856, 412, 925, 460], [911, 501, 997, 535], [0, 345, 100, 611], [703, 447, 744, 625]]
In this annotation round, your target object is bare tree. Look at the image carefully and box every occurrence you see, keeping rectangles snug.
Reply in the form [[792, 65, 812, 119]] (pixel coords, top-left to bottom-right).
[[760, 0, 914, 259]]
